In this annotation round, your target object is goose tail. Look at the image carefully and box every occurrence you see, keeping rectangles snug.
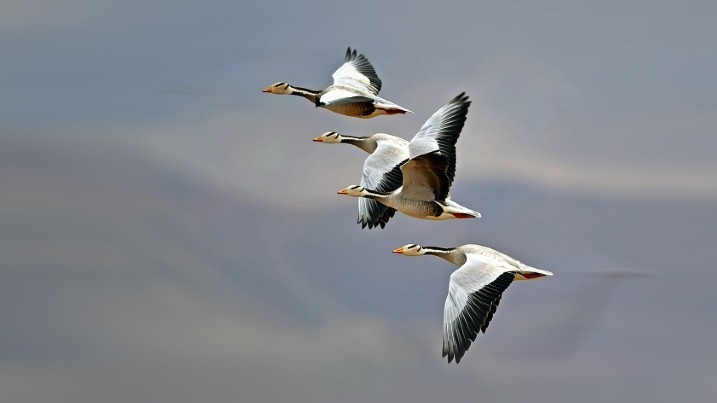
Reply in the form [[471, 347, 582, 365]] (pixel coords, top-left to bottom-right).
[[516, 266, 553, 280]]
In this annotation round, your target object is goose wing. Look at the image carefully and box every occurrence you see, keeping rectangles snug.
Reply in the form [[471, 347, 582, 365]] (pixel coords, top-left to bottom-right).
[[400, 93, 470, 201], [399, 152, 449, 201], [331, 47, 382, 96], [319, 90, 375, 106], [443, 253, 515, 364], [359, 139, 408, 228]]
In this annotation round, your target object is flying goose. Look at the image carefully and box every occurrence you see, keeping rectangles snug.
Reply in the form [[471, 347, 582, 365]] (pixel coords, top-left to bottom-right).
[[262, 47, 412, 118], [313, 131, 408, 229], [392, 243, 553, 364], [337, 92, 480, 221]]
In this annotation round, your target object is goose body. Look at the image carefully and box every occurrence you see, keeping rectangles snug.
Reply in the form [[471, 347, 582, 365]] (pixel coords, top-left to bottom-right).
[[314, 131, 408, 229], [337, 92, 480, 221], [392, 243, 553, 364], [263, 47, 411, 118]]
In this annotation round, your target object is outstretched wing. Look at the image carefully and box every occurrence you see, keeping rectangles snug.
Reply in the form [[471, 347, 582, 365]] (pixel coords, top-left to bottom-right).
[[331, 47, 382, 95], [399, 152, 448, 201], [359, 138, 408, 229], [443, 253, 515, 364], [400, 93, 471, 201]]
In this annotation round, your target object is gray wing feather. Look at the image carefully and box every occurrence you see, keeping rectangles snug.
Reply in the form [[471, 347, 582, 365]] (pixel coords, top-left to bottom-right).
[[400, 152, 449, 201]]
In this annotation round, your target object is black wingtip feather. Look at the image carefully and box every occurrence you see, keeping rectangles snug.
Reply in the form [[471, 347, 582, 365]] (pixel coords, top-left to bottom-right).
[[357, 206, 394, 230], [345, 46, 356, 61], [428, 92, 471, 192], [340, 46, 382, 95]]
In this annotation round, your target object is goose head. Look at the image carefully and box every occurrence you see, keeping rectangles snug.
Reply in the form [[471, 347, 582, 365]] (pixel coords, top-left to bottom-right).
[[337, 185, 369, 197], [313, 131, 343, 143], [392, 244, 427, 256], [262, 82, 291, 94]]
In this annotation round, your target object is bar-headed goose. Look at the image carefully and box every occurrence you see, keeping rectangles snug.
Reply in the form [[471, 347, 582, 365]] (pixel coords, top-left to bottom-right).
[[337, 92, 480, 221], [313, 131, 408, 229], [392, 243, 553, 364], [262, 47, 411, 118]]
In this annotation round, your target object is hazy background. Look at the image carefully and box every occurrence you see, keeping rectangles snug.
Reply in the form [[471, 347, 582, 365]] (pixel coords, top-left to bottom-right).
[[2, 1, 716, 402]]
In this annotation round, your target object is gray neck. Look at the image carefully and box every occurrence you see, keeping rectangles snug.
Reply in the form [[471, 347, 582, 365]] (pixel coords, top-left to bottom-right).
[[342, 136, 377, 153], [424, 247, 465, 266]]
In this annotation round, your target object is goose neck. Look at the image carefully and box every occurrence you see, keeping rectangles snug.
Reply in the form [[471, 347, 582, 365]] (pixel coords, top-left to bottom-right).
[[288, 85, 320, 104], [424, 247, 464, 266], [342, 136, 376, 153]]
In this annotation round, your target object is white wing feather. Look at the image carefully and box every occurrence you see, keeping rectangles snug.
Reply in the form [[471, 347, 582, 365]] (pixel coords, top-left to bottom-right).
[[331, 48, 381, 95], [320, 89, 374, 106], [443, 253, 514, 362], [358, 137, 408, 225]]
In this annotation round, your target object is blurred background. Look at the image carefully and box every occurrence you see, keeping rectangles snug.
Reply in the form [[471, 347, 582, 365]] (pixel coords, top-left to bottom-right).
[[2, 1, 716, 402]]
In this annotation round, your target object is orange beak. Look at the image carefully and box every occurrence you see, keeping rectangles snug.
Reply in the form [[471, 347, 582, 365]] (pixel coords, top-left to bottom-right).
[[261, 86, 272, 93], [337, 189, 348, 195], [312, 136, 323, 142], [392, 247, 405, 254]]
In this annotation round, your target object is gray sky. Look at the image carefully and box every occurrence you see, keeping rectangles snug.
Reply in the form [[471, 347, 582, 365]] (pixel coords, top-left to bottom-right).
[[1, 1, 716, 402]]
